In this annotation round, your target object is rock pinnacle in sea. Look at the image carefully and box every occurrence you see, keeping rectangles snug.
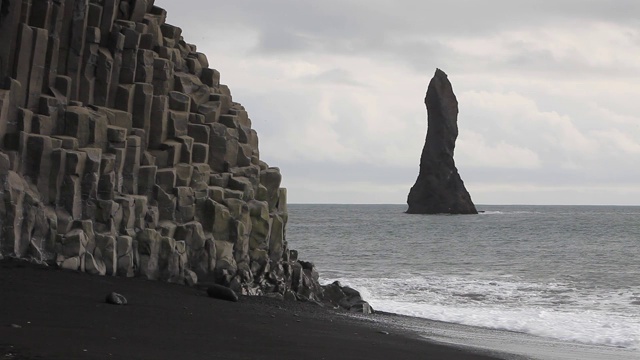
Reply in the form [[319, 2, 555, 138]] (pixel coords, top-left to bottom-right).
[[406, 69, 477, 214]]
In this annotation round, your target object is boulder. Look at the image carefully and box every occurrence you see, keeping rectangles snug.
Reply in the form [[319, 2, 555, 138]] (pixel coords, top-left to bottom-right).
[[105, 292, 127, 305], [321, 281, 374, 314], [206, 284, 238, 302]]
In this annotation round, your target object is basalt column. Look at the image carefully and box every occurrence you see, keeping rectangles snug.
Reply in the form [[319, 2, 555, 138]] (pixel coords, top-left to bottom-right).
[[0, 0, 326, 302]]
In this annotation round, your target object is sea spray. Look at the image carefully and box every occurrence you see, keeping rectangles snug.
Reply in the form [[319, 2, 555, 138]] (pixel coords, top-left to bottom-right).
[[324, 275, 640, 350]]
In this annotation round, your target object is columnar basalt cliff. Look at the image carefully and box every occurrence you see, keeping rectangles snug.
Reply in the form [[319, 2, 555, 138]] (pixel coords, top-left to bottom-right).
[[0, 0, 330, 302], [407, 69, 477, 214]]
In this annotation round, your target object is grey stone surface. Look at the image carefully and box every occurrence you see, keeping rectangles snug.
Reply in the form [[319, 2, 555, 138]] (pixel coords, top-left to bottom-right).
[[407, 69, 477, 215], [0, 0, 328, 306]]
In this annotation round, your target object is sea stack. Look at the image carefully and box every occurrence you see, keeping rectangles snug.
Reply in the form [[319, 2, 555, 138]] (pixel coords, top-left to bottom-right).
[[406, 69, 477, 214]]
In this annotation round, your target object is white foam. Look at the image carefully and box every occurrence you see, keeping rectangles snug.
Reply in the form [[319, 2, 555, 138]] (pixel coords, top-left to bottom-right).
[[327, 276, 640, 351], [372, 299, 640, 349], [479, 210, 542, 215]]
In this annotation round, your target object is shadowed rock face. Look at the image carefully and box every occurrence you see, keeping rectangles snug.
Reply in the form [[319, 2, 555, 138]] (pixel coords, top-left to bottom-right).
[[407, 69, 477, 215], [0, 0, 373, 312], [0, 0, 337, 303]]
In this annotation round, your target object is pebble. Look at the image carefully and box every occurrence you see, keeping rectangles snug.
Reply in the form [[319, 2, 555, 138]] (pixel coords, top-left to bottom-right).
[[105, 292, 127, 305]]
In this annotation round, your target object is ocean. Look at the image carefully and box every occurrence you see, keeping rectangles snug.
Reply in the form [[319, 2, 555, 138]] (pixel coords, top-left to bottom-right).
[[286, 204, 640, 360]]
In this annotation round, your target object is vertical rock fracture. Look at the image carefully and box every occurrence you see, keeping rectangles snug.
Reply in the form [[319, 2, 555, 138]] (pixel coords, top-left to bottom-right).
[[407, 69, 477, 214], [0, 0, 324, 301]]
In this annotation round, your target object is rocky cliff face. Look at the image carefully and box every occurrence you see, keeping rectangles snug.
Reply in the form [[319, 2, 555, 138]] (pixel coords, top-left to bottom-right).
[[407, 69, 477, 214], [0, 0, 324, 301]]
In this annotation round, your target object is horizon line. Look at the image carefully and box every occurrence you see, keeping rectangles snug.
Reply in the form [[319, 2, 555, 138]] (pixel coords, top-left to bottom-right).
[[287, 203, 640, 207]]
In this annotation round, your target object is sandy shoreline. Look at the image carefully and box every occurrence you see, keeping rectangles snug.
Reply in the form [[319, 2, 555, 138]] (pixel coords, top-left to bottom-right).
[[0, 259, 508, 360]]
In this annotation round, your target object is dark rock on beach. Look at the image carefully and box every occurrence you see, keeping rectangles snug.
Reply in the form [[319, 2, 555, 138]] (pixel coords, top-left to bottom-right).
[[322, 281, 374, 314], [105, 291, 127, 305], [207, 284, 239, 302], [407, 69, 477, 214]]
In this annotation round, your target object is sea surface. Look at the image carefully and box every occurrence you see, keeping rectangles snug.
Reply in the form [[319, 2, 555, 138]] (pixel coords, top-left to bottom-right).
[[286, 204, 640, 359]]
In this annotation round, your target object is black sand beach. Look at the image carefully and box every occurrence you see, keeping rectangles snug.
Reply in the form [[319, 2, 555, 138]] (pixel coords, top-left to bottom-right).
[[0, 260, 505, 360]]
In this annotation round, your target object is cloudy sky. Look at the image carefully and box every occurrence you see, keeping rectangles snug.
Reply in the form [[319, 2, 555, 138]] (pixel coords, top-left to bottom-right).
[[159, 1, 640, 205]]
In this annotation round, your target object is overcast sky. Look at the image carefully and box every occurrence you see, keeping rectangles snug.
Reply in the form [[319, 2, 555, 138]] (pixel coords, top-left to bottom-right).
[[159, 1, 640, 205]]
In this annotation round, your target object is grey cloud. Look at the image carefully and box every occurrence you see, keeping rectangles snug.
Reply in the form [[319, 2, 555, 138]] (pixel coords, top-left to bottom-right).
[[254, 27, 313, 54], [494, 43, 638, 79], [299, 68, 369, 87], [464, 166, 640, 187], [162, 1, 640, 49], [162, 1, 640, 79], [278, 160, 417, 185], [233, 90, 318, 139]]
